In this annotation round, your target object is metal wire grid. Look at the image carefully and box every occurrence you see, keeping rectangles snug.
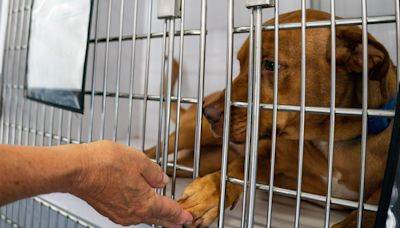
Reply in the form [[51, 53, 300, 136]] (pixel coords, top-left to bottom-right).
[[0, 0, 399, 228], [0, 198, 98, 228]]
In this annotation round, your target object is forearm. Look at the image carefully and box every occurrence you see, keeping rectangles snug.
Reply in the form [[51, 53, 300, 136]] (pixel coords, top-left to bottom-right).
[[0, 144, 85, 205]]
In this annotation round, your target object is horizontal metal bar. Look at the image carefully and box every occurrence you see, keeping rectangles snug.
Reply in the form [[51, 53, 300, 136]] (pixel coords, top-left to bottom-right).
[[2, 121, 195, 174], [4, 85, 199, 104], [5, 84, 394, 117], [3, 122, 81, 144], [227, 177, 378, 212], [150, 159, 194, 173], [83, 92, 198, 104], [89, 29, 201, 43], [234, 15, 396, 33], [9, 6, 30, 15], [34, 197, 97, 228], [232, 101, 395, 117]]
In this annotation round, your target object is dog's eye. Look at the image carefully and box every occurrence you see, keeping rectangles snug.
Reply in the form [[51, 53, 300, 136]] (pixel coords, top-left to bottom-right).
[[263, 60, 275, 71]]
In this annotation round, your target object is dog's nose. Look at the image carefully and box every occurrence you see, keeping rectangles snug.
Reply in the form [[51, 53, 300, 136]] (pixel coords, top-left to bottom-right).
[[204, 105, 222, 124]]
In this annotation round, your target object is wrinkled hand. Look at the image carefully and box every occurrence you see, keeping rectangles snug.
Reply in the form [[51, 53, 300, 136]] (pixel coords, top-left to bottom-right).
[[70, 140, 192, 227]]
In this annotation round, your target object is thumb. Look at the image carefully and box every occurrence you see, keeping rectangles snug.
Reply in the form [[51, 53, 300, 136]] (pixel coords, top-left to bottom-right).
[[140, 158, 170, 188]]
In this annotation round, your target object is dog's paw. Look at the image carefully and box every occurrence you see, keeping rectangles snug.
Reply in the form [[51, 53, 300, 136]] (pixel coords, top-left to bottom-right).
[[332, 211, 375, 228], [178, 172, 241, 227]]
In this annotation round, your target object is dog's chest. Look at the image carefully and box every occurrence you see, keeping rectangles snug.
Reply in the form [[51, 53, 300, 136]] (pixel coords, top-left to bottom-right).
[[313, 140, 358, 200]]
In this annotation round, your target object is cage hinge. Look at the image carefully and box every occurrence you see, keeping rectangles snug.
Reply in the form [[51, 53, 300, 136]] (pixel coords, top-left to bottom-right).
[[157, 0, 181, 19], [246, 0, 275, 8]]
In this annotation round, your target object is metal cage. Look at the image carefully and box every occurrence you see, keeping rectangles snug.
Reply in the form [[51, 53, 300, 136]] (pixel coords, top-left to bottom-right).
[[0, 0, 399, 227]]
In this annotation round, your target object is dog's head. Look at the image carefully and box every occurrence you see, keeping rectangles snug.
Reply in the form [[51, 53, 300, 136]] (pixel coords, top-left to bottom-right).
[[203, 9, 396, 143]]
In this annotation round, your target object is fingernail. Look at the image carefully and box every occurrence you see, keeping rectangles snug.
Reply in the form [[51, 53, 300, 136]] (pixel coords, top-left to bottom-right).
[[183, 211, 193, 224], [163, 173, 170, 184]]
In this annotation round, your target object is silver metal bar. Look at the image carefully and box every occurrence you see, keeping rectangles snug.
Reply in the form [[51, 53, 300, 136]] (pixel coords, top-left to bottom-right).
[[247, 7, 262, 228], [47, 107, 54, 146], [324, 0, 336, 227], [231, 101, 395, 117], [193, 0, 207, 179], [66, 111, 72, 144], [396, 0, 400, 85], [40, 105, 47, 146], [13, 0, 27, 146], [32, 103, 40, 146], [227, 177, 378, 212], [88, 30, 201, 43], [233, 15, 396, 33], [357, 0, 369, 225], [88, 0, 101, 142], [266, 1, 279, 227], [294, 1, 307, 226], [100, 0, 112, 140], [141, 0, 153, 151], [4, 0, 19, 144], [127, 0, 138, 146], [156, 21, 168, 168], [56, 109, 63, 145], [24, 100, 31, 145], [112, 0, 125, 141], [218, 0, 233, 225], [78, 113, 83, 144], [240, 9, 254, 228], [162, 18, 176, 196], [0, 0, 15, 144], [171, 0, 186, 200]]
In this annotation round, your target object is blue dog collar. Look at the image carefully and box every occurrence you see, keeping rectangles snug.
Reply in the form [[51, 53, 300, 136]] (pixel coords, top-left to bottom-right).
[[367, 96, 397, 134]]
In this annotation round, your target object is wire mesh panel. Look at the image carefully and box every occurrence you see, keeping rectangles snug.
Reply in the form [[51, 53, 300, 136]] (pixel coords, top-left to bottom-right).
[[0, 0, 400, 227]]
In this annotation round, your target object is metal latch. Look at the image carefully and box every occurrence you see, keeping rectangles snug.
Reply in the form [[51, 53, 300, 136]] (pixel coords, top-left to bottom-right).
[[157, 0, 181, 19], [246, 0, 275, 8]]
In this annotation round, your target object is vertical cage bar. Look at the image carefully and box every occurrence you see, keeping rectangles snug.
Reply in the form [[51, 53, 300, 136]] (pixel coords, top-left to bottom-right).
[[100, 0, 112, 140], [88, 0, 100, 142], [324, 0, 336, 227], [247, 7, 262, 228], [13, 0, 27, 146], [40, 105, 48, 146], [171, 0, 186, 200], [156, 21, 168, 168], [66, 111, 72, 144], [357, 0, 368, 226], [193, 0, 207, 179], [7, 0, 21, 145], [240, 10, 253, 228], [141, 0, 153, 151], [396, 0, 400, 85], [0, 0, 14, 144], [162, 18, 176, 196], [31, 103, 40, 146], [46, 107, 54, 146], [24, 100, 31, 145], [294, 0, 307, 226], [56, 109, 63, 145], [4, 0, 19, 144], [218, 0, 233, 225], [266, 1, 280, 227], [113, 0, 125, 141], [127, 0, 139, 146]]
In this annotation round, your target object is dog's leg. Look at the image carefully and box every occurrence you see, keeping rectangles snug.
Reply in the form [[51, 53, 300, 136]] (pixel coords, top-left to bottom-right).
[[178, 155, 245, 227], [332, 189, 380, 228]]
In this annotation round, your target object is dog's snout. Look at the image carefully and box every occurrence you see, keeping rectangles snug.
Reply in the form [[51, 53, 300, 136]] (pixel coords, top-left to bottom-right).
[[204, 105, 222, 124]]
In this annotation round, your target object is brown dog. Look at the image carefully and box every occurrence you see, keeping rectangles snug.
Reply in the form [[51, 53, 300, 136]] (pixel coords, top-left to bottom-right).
[[145, 9, 397, 227]]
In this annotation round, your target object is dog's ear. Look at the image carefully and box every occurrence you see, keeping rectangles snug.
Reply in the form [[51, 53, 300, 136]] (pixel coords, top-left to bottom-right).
[[328, 27, 390, 81]]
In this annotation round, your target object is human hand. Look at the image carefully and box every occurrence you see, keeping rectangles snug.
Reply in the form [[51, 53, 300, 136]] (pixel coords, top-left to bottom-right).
[[70, 140, 192, 227]]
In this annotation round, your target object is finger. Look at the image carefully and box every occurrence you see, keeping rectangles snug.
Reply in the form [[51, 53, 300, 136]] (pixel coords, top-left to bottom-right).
[[139, 155, 169, 188], [151, 194, 193, 225]]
